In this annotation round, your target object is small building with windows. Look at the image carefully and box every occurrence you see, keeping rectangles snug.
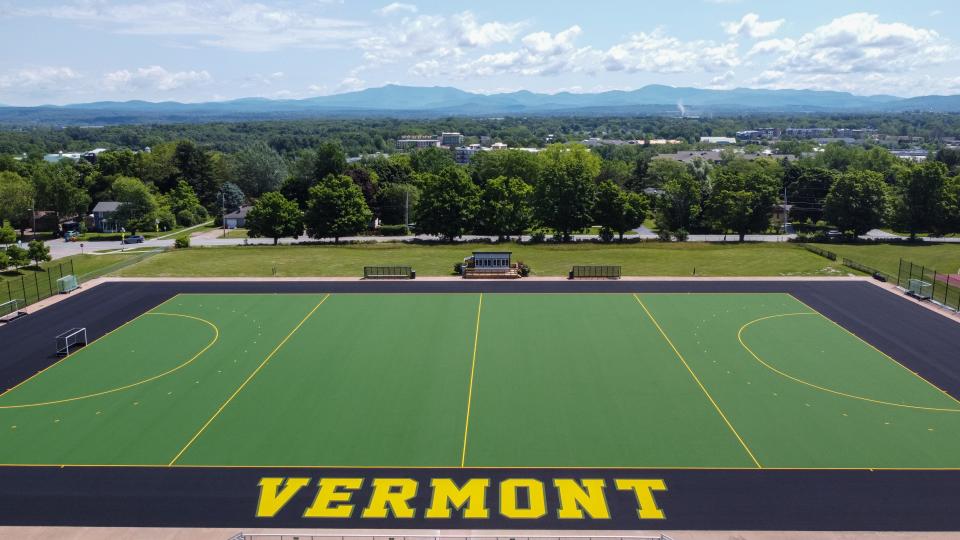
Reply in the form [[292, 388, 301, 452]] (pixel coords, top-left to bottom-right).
[[461, 251, 518, 278]]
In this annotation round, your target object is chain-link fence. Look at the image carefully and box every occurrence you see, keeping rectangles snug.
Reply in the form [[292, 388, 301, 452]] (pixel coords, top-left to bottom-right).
[[897, 259, 960, 312], [0, 259, 76, 310], [799, 244, 894, 281]]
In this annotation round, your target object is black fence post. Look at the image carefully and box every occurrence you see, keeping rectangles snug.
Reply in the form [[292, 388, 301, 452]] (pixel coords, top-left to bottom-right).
[[20, 275, 27, 304], [34, 272, 40, 302], [47, 269, 53, 296]]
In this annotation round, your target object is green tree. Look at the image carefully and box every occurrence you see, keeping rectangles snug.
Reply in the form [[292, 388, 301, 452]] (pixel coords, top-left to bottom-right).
[[706, 170, 780, 241], [173, 141, 219, 208], [0, 249, 9, 270], [246, 192, 304, 245], [112, 176, 159, 234], [415, 167, 480, 241], [376, 183, 420, 225], [469, 150, 541, 184], [364, 155, 413, 185], [231, 142, 287, 197], [594, 180, 649, 241], [314, 141, 348, 181], [655, 170, 703, 236], [410, 147, 456, 175], [892, 162, 949, 239], [304, 174, 373, 243], [0, 171, 34, 235], [33, 162, 91, 219], [783, 164, 837, 224], [216, 182, 246, 215], [163, 180, 208, 226], [824, 171, 889, 237], [5, 244, 29, 270], [533, 144, 601, 242], [478, 176, 533, 240], [27, 239, 51, 267], [0, 224, 16, 244]]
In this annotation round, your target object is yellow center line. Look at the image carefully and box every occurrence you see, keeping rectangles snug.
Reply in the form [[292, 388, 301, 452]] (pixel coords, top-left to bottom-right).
[[632, 293, 762, 469], [168, 294, 331, 466], [460, 292, 484, 468]]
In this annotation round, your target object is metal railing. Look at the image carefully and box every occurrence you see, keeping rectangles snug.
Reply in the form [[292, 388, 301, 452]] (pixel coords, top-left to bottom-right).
[[231, 535, 674, 540]]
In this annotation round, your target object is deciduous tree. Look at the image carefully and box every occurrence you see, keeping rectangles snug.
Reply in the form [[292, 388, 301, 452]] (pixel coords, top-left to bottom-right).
[[304, 174, 373, 243], [246, 192, 303, 245]]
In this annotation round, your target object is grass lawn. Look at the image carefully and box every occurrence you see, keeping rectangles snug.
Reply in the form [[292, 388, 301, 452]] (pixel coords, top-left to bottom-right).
[[117, 242, 848, 278], [812, 243, 960, 277], [1, 254, 133, 283], [210, 228, 250, 239]]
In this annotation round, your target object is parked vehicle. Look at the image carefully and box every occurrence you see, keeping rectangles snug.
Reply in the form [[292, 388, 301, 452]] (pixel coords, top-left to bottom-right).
[[123, 235, 145, 244]]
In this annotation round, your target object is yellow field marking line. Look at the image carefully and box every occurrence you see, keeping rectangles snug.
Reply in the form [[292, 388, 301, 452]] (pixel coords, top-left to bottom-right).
[[789, 293, 960, 408], [0, 312, 218, 409], [738, 312, 960, 413], [0, 294, 183, 400], [460, 293, 484, 468], [9, 461, 960, 471], [168, 293, 331, 466], [632, 293, 763, 469]]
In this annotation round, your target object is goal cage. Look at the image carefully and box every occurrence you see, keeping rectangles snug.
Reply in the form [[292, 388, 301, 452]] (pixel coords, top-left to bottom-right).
[[908, 278, 933, 299], [0, 299, 22, 317], [57, 274, 79, 294], [56, 327, 88, 356]]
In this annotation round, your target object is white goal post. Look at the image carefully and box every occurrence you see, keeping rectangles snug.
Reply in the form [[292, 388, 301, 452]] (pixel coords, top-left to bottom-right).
[[55, 327, 88, 356]]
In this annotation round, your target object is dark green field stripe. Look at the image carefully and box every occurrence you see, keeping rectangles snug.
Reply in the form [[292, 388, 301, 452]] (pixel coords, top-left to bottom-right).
[[0, 294, 324, 465], [175, 294, 479, 467], [640, 293, 960, 468]]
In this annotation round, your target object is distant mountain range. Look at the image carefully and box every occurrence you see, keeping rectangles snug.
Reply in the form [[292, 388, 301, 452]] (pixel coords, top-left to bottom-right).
[[2, 84, 960, 125]]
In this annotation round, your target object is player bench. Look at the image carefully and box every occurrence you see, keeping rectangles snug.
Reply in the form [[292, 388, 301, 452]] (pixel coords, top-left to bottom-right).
[[569, 265, 622, 280], [363, 266, 416, 280]]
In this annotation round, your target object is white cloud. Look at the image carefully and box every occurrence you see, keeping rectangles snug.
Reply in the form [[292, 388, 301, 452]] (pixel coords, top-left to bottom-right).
[[8, 1, 369, 52], [375, 3, 418, 16], [0, 67, 81, 91], [359, 11, 522, 65], [772, 13, 951, 75], [723, 13, 785, 39], [103, 66, 212, 92], [748, 38, 796, 56], [603, 30, 739, 73], [454, 26, 592, 78]]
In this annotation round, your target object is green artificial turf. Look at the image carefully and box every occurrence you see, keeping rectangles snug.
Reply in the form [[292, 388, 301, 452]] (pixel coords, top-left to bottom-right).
[[2, 292, 960, 469]]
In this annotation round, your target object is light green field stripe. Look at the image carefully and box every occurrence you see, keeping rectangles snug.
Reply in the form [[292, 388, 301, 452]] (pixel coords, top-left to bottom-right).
[[463, 293, 757, 468]]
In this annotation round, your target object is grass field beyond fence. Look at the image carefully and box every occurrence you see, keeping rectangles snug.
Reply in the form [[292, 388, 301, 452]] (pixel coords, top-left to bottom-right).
[[116, 242, 850, 278], [811, 243, 960, 279]]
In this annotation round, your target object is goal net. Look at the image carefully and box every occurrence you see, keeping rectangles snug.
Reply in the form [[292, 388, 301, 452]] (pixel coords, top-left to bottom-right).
[[57, 274, 79, 294], [908, 279, 933, 299], [56, 328, 88, 356]]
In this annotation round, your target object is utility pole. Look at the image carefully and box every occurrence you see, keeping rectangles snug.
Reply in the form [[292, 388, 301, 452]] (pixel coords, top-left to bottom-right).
[[782, 185, 788, 239], [222, 185, 227, 239]]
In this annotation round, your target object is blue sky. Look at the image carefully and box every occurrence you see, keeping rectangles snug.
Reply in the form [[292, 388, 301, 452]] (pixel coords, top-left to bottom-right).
[[0, 0, 957, 105]]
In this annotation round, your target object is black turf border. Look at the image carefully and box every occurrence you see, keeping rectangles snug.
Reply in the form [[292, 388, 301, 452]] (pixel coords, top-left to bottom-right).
[[1, 279, 959, 531]]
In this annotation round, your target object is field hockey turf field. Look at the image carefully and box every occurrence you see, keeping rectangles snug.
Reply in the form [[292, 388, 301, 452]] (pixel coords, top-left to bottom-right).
[[1, 280, 960, 531]]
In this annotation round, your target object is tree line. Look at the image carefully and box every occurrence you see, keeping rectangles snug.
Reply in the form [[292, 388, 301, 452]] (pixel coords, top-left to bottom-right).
[[2, 138, 960, 246]]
